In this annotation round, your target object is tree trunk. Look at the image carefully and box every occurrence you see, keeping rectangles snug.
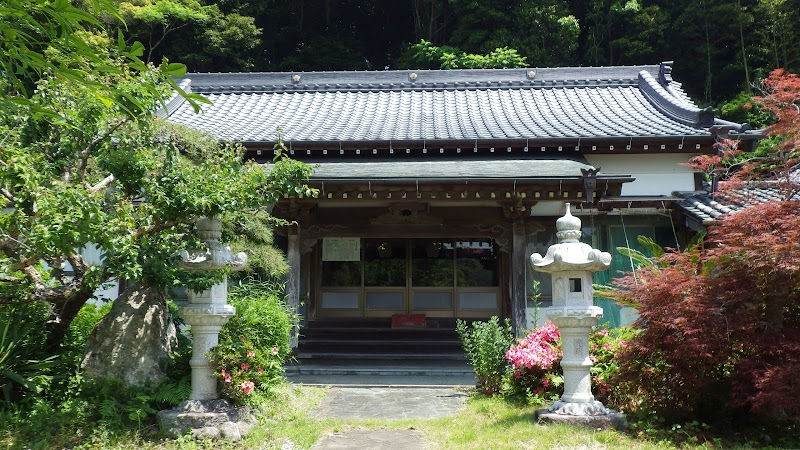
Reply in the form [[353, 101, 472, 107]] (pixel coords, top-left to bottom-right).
[[736, 0, 751, 92], [44, 290, 93, 354]]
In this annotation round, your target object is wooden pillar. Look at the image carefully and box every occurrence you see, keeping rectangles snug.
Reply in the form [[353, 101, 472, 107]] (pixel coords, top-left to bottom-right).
[[511, 218, 527, 337], [287, 226, 301, 348]]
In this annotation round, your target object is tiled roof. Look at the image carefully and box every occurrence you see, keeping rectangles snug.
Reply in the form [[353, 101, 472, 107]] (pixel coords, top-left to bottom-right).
[[675, 181, 800, 226], [163, 62, 759, 147]]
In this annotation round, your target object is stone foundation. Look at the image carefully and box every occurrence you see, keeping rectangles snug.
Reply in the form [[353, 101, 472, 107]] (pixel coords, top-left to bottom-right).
[[157, 399, 256, 441], [535, 401, 626, 431]]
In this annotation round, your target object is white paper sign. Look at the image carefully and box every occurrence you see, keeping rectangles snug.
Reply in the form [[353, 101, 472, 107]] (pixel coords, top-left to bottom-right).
[[322, 238, 361, 261]]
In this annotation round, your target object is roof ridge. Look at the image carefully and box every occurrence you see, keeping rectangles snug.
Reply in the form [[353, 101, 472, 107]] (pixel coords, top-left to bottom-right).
[[180, 65, 660, 94], [157, 77, 192, 118], [189, 78, 640, 94], [638, 68, 715, 128]]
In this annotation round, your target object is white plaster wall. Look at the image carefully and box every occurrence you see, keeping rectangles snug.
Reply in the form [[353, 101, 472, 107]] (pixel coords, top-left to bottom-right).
[[529, 201, 569, 216], [584, 154, 698, 196]]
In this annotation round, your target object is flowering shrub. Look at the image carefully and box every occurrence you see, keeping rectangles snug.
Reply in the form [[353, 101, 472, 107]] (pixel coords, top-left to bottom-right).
[[589, 325, 636, 407], [207, 335, 283, 405], [503, 321, 562, 401], [220, 281, 296, 365]]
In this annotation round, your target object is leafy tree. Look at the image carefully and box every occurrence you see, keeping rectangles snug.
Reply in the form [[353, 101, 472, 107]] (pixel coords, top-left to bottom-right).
[[755, 0, 800, 78], [582, 0, 665, 66], [114, 0, 262, 71], [512, 1, 580, 67], [0, 0, 205, 115], [0, 1, 314, 354], [443, 0, 579, 67], [410, 0, 451, 45], [117, 0, 209, 63], [606, 70, 800, 421], [225, 211, 289, 280]]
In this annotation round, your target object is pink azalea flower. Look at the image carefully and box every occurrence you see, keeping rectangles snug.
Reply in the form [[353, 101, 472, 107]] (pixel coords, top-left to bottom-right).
[[241, 363, 250, 371], [271, 346, 279, 356], [246, 350, 255, 358], [221, 369, 232, 383], [240, 381, 255, 394], [257, 367, 263, 375], [603, 343, 612, 351], [240, 335, 247, 342]]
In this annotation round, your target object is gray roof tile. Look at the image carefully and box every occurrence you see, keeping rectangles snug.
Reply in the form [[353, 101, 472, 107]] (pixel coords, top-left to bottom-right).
[[164, 63, 758, 146], [675, 181, 800, 225]]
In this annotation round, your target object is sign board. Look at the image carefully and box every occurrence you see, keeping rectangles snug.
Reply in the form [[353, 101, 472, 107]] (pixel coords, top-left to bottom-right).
[[322, 237, 361, 261]]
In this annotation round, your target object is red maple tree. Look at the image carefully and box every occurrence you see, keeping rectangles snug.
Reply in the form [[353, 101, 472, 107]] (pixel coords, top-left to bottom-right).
[[608, 69, 800, 421]]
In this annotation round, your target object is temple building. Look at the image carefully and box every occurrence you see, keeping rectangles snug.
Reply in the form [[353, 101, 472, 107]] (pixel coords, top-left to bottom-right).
[[163, 62, 761, 353]]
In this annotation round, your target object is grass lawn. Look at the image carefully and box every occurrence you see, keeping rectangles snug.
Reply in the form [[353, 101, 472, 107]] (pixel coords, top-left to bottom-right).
[[4, 383, 796, 449]]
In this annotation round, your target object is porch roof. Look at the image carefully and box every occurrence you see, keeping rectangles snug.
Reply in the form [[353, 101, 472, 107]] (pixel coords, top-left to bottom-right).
[[674, 178, 800, 228], [163, 62, 760, 150], [306, 156, 623, 182]]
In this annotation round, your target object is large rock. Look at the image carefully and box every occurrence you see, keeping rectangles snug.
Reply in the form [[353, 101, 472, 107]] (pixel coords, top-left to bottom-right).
[[81, 285, 178, 386]]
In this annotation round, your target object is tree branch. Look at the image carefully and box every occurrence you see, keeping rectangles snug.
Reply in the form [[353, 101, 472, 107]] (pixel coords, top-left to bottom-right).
[[0, 274, 23, 283], [77, 118, 130, 183], [1, 188, 18, 203], [66, 252, 88, 278], [130, 218, 182, 239], [22, 265, 45, 290], [89, 174, 116, 193]]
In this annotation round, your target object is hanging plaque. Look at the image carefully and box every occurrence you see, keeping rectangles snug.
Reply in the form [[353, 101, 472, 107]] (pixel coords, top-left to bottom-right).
[[322, 237, 361, 261]]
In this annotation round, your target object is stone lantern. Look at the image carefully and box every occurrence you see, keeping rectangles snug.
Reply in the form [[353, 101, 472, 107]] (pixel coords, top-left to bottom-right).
[[178, 217, 247, 400], [530, 203, 625, 429], [157, 217, 255, 441]]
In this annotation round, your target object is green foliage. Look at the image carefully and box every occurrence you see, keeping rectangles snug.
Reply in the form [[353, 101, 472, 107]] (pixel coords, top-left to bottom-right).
[[116, 0, 262, 71], [0, 56, 313, 350], [209, 280, 297, 405], [80, 376, 189, 430], [589, 325, 637, 408], [0, 305, 55, 406], [405, 40, 527, 70], [456, 317, 513, 395], [717, 90, 773, 129], [61, 302, 112, 361], [226, 211, 289, 280], [220, 280, 298, 362]]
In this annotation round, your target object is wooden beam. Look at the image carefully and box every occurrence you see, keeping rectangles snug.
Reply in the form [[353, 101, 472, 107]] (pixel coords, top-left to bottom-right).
[[287, 226, 301, 348], [511, 218, 527, 337]]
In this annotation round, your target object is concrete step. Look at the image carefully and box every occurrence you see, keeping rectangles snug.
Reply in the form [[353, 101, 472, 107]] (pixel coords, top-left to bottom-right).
[[296, 351, 467, 361], [286, 359, 477, 386]]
